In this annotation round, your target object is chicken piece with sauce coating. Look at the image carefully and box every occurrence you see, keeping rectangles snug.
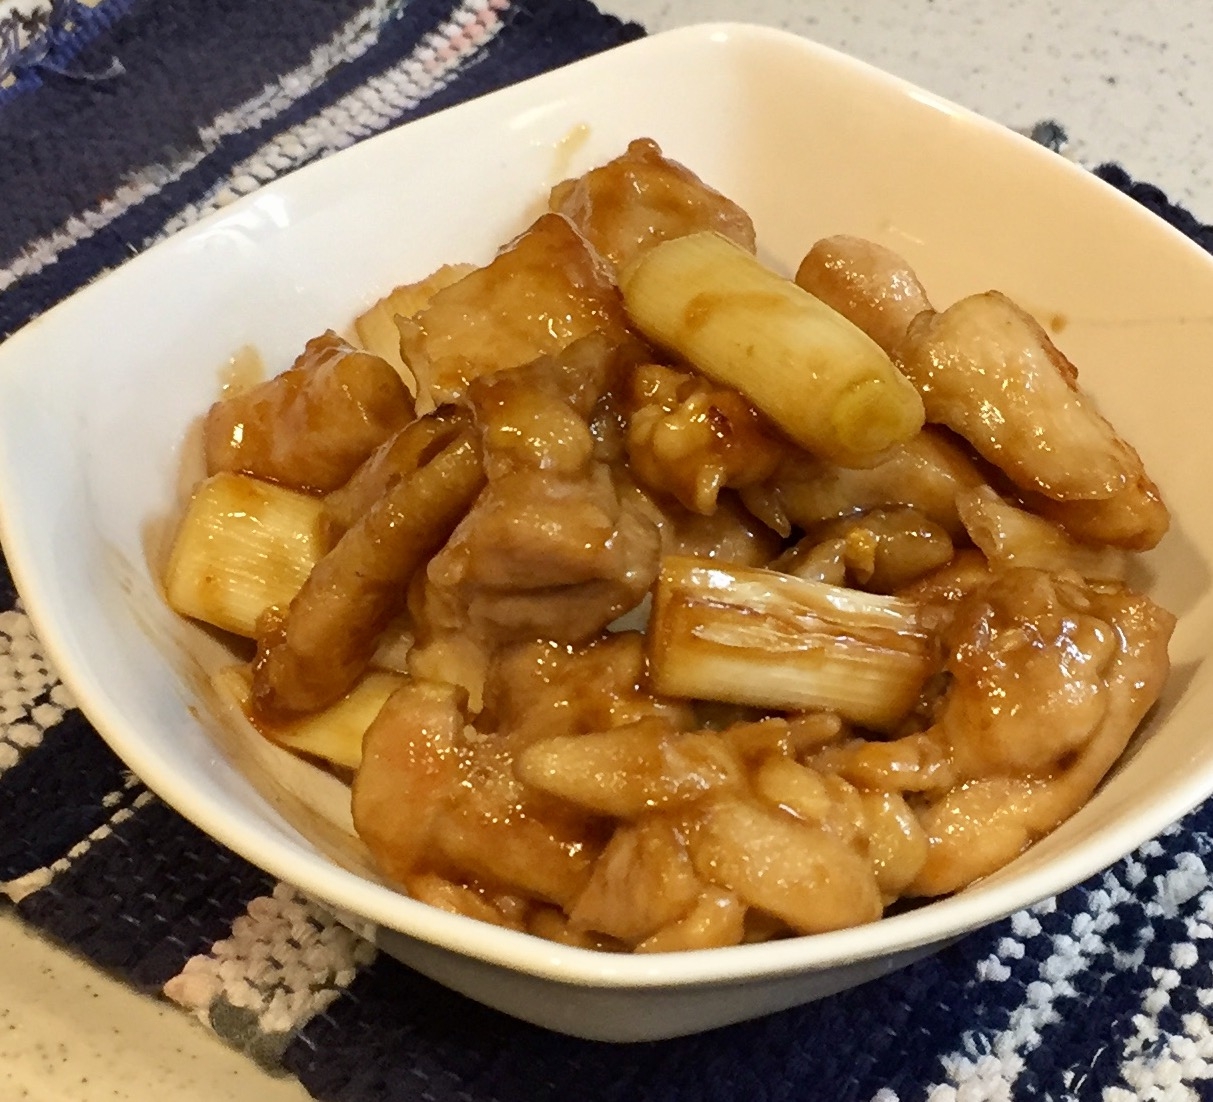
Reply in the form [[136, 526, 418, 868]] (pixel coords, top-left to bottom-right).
[[742, 425, 989, 539], [900, 292, 1169, 548], [204, 330, 414, 493], [623, 362, 787, 515], [549, 137, 757, 274], [320, 407, 472, 545], [619, 478, 784, 568], [398, 212, 631, 411], [418, 336, 662, 647], [352, 262, 474, 383], [424, 465, 659, 645], [774, 506, 955, 593], [470, 330, 644, 476], [358, 633, 697, 923], [906, 567, 1174, 895], [1024, 476, 1170, 553], [794, 235, 933, 359], [797, 237, 1169, 552], [353, 679, 607, 910], [480, 631, 696, 746]]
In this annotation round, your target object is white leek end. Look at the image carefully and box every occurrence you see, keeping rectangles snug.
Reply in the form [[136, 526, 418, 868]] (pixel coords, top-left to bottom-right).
[[648, 556, 933, 731], [619, 231, 924, 467]]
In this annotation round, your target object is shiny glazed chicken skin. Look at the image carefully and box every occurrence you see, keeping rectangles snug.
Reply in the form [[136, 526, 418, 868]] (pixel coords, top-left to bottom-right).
[[163, 139, 1174, 953]]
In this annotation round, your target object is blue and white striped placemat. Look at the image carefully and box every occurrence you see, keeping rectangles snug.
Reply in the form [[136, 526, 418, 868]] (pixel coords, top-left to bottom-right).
[[2, 3, 1212, 1098]]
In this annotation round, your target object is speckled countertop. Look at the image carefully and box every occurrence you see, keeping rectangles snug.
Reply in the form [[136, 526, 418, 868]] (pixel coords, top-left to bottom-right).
[[601, 0, 1213, 222], [3, 1, 1210, 1099], [0, 909, 309, 1101]]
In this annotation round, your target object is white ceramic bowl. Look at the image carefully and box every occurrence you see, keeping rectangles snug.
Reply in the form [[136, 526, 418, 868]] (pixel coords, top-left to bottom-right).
[[1, 23, 1212, 1043]]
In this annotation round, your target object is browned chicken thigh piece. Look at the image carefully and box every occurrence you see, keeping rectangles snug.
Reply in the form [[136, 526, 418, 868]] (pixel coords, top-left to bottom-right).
[[742, 426, 989, 539], [418, 338, 662, 648], [794, 235, 933, 359], [203, 330, 414, 492], [620, 480, 784, 567], [319, 407, 472, 544], [900, 292, 1169, 548], [352, 679, 607, 914], [470, 331, 645, 476], [622, 362, 787, 515], [398, 212, 632, 410], [566, 816, 704, 943], [364, 633, 696, 932], [425, 463, 659, 645], [774, 506, 955, 593], [907, 567, 1174, 895], [1025, 477, 1170, 553], [549, 137, 757, 274], [480, 631, 696, 745], [427, 733, 606, 910]]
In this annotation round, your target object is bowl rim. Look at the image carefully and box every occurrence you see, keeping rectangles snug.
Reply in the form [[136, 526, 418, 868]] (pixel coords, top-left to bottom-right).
[[2, 19, 1211, 991]]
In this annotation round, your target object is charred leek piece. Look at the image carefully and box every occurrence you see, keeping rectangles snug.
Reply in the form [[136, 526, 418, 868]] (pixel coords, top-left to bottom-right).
[[618, 232, 925, 467], [648, 556, 933, 731], [164, 473, 325, 637], [214, 664, 404, 770]]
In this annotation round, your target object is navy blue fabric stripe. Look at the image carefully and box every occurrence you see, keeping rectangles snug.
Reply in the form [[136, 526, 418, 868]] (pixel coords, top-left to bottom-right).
[[283, 933, 1004, 1102], [280, 827, 1209, 1102], [36, 0, 135, 77], [0, 0, 453, 342], [1015, 806, 1213, 1097], [1013, 883, 1152, 1098], [0, 549, 16, 611], [0, 712, 132, 879], [284, 957, 683, 1102], [832, 933, 1009, 1099], [0, 0, 372, 261], [0, 0, 644, 343], [16, 796, 276, 989], [409, 0, 644, 122], [1096, 163, 1213, 255], [0, 0, 137, 104]]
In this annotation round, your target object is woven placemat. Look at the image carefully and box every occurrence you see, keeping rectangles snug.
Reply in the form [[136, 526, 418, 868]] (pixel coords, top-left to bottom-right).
[[2, 3, 1212, 1099]]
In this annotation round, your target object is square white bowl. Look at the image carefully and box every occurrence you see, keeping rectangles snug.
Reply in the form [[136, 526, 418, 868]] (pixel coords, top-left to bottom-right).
[[1, 23, 1211, 1042]]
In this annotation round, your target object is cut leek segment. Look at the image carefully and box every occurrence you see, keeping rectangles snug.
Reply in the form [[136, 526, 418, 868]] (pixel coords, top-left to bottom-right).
[[648, 555, 933, 731], [164, 472, 325, 638], [618, 231, 924, 468], [353, 263, 474, 387], [214, 663, 404, 770]]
